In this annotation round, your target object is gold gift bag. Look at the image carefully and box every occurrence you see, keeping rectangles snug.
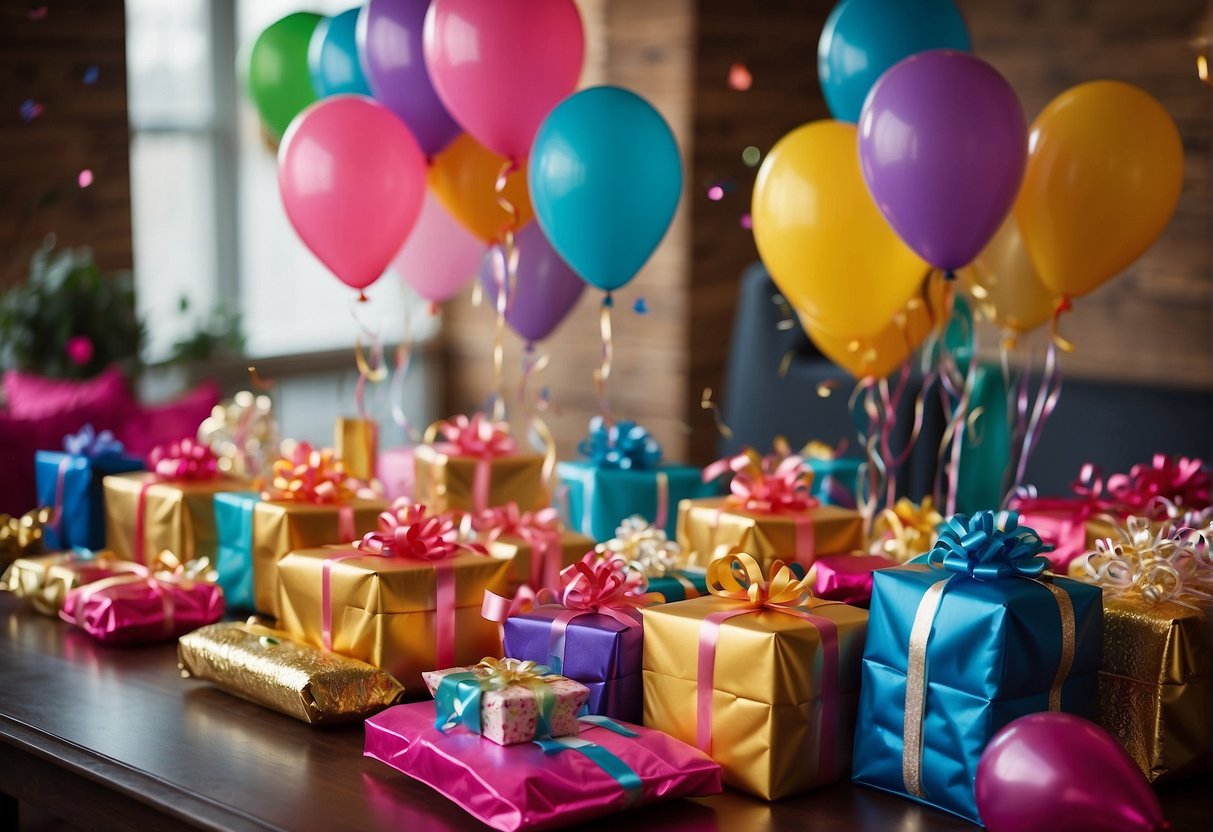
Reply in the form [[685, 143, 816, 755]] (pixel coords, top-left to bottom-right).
[[642, 553, 867, 799], [335, 417, 378, 482], [468, 503, 594, 591], [414, 414, 547, 514], [276, 507, 511, 689], [104, 471, 244, 566], [1, 551, 141, 615]]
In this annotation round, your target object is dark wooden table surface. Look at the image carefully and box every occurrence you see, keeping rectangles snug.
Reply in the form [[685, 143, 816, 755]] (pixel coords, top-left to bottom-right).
[[0, 593, 1208, 832]]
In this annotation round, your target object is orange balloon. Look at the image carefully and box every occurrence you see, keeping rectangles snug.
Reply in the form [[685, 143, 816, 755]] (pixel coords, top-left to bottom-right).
[[800, 275, 952, 379], [428, 133, 535, 243], [967, 214, 1057, 333]]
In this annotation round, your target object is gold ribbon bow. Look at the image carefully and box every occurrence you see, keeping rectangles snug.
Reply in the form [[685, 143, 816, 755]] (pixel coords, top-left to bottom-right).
[[1, 507, 51, 562], [596, 515, 682, 577], [706, 551, 817, 609], [474, 656, 554, 688], [870, 497, 943, 563]]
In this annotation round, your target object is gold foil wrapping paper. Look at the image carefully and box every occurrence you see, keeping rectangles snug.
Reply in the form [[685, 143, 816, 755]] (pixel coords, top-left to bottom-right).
[[642, 596, 868, 799], [103, 473, 245, 565], [275, 546, 511, 689], [677, 498, 865, 574], [335, 417, 379, 483], [1098, 594, 1210, 782], [1, 551, 141, 616], [178, 621, 405, 724], [483, 530, 596, 589], [413, 445, 547, 514], [249, 498, 388, 616]]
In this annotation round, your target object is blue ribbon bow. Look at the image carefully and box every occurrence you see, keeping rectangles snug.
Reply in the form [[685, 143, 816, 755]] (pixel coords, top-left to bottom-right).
[[63, 424, 124, 458], [534, 716, 643, 804], [433, 664, 557, 740], [577, 417, 662, 470], [927, 510, 1052, 581]]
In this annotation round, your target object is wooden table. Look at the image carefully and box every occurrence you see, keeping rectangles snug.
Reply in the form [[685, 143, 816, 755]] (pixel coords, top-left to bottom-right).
[[0, 594, 1208, 832]]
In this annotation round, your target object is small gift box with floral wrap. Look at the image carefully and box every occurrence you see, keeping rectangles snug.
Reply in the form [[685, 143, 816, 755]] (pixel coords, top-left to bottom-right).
[[557, 417, 715, 542], [852, 511, 1102, 824]]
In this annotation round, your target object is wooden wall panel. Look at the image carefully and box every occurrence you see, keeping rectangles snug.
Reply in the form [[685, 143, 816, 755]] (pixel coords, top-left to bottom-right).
[[0, 1, 131, 287]]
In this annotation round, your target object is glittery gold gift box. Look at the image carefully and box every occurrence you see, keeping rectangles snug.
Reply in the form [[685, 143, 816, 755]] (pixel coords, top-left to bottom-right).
[[483, 530, 595, 590], [178, 620, 406, 725], [275, 546, 511, 689], [1, 551, 141, 616], [413, 445, 547, 514], [103, 472, 246, 565], [676, 497, 865, 573], [1098, 594, 1210, 782], [334, 417, 378, 482], [641, 596, 868, 799]]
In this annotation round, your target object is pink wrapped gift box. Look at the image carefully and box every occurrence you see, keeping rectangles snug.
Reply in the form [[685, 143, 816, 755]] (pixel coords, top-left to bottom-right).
[[60, 570, 224, 645], [378, 446, 416, 502], [806, 552, 898, 607], [365, 701, 722, 832], [423, 663, 589, 746]]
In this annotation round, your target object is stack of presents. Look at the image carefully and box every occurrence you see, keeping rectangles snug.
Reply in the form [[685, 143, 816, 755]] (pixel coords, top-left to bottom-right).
[[3, 399, 1210, 830]]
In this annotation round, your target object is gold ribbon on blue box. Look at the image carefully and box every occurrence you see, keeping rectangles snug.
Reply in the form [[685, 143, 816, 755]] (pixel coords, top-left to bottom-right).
[[851, 510, 1103, 825]]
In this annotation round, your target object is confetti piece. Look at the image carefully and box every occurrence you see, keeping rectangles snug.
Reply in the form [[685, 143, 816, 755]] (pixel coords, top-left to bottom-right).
[[816, 381, 839, 398], [20, 99, 43, 123], [707, 185, 724, 201], [83, 66, 100, 85], [742, 146, 761, 167], [728, 62, 752, 91], [739, 213, 752, 229], [633, 297, 648, 315], [77, 169, 94, 188], [28, 6, 48, 21]]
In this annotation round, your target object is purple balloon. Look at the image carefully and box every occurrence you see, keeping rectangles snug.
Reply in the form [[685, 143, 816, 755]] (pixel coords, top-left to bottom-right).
[[976, 713, 1167, 832], [357, 0, 461, 157], [479, 223, 585, 345], [858, 49, 1026, 272]]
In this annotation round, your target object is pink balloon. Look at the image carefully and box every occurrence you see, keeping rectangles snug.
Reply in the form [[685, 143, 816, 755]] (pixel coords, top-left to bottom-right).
[[392, 190, 485, 303], [976, 713, 1168, 832], [423, 0, 584, 161], [278, 95, 426, 294]]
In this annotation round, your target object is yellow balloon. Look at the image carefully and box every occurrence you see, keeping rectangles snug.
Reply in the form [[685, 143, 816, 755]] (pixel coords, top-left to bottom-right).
[[753, 120, 929, 338], [429, 133, 535, 243], [1015, 81, 1183, 299], [799, 275, 952, 379], [966, 214, 1057, 333]]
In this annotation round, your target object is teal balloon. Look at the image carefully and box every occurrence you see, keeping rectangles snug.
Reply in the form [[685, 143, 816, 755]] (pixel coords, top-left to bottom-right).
[[818, 0, 970, 123], [528, 86, 682, 293], [308, 8, 371, 98]]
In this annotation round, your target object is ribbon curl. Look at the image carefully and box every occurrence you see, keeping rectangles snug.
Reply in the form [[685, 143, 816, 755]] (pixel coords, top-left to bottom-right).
[[1079, 516, 1213, 606], [577, 416, 662, 470], [63, 424, 124, 458], [927, 510, 1052, 581], [147, 438, 220, 482], [870, 497, 943, 564], [703, 448, 818, 514]]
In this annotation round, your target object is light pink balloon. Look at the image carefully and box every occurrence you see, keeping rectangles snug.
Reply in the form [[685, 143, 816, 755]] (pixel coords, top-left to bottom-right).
[[392, 191, 485, 303], [423, 0, 584, 161], [278, 95, 427, 295]]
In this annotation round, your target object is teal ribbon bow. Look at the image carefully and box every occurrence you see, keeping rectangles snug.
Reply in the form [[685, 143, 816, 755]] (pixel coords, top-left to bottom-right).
[[577, 416, 662, 470], [433, 658, 559, 739], [534, 716, 643, 804], [927, 510, 1052, 581]]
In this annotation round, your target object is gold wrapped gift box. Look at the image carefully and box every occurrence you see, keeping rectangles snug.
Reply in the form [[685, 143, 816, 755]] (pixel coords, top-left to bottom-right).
[[104, 472, 245, 565], [642, 595, 868, 799], [275, 546, 511, 689], [178, 620, 405, 725], [1097, 594, 1210, 782], [676, 497, 865, 573], [413, 445, 547, 514], [483, 529, 595, 589], [248, 498, 388, 616], [1, 551, 141, 616], [334, 417, 378, 483]]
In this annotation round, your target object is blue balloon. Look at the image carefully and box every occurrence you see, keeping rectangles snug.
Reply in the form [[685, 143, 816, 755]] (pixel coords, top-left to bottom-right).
[[528, 86, 682, 293], [308, 8, 372, 98], [818, 0, 970, 122]]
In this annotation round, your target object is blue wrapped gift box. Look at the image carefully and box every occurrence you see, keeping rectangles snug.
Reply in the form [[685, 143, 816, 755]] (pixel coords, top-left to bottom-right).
[[807, 456, 862, 507], [35, 450, 144, 551], [557, 462, 717, 543], [212, 491, 259, 611], [851, 513, 1102, 824]]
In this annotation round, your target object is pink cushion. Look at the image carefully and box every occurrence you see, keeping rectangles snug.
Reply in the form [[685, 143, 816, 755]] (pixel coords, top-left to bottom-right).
[[3, 366, 133, 420], [117, 380, 221, 458]]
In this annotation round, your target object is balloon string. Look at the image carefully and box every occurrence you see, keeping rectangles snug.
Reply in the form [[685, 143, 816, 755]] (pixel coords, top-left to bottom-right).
[[931, 297, 977, 517], [349, 298, 388, 421], [850, 377, 885, 537], [593, 293, 615, 422], [1007, 335, 1063, 501], [700, 386, 734, 440], [1051, 296, 1076, 353], [390, 341, 420, 444], [488, 158, 522, 423]]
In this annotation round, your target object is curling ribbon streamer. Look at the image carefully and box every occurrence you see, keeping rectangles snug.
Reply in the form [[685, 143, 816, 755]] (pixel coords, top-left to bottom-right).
[[485, 157, 523, 422], [434, 657, 559, 738], [703, 448, 818, 563], [470, 502, 565, 593], [424, 413, 517, 514], [320, 503, 485, 666], [594, 294, 615, 420], [134, 439, 220, 565], [902, 511, 1071, 798], [1001, 336, 1063, 502], [694, 553, 840, 784]]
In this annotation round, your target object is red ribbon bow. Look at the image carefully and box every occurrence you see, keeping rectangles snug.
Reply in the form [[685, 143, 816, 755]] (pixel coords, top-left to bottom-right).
[[704, 449, 818, 514], [147, 438, 219, 481], [358, 503, 483, 561], [431, 413, 516, 458], [1108, 455, 1211, 518], [558, 557, 660, 615]]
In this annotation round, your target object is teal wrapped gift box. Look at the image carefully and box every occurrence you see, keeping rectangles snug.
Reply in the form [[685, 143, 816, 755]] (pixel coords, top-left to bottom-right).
[[212, 491, 259, 611], [851, 513, 1102, 825], [557, 462, 717, 543]]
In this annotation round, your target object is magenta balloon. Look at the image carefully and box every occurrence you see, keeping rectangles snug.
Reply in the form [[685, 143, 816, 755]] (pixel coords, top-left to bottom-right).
[[278, 96, 427, 293], [858, 50, 1027, 271], [479, 223, 585, 344], [976, 713, 1167, 832], [358, 0, 461, 157]]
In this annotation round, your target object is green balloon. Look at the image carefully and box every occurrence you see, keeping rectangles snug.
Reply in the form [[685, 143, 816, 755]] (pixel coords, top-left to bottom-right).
[[246, 12, 323, 142]]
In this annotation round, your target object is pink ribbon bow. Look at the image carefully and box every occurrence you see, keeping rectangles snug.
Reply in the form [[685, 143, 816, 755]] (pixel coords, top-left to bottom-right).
[[147, 438, 219, 481], [470, 502, 564, 592], [431, 413, 517, 458], [1008, 464, 1124, 571], [1108, 455, 1211, 518], [703, 449, 818, 514], [322, 502, 483, 668]]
